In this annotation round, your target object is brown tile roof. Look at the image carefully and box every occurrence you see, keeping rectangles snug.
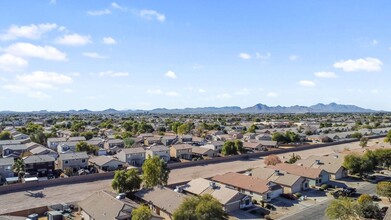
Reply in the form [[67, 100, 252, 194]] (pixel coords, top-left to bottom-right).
[[212, 172, 271, 194], [171, 144, 192, 150], [267, 163, 323, 179]]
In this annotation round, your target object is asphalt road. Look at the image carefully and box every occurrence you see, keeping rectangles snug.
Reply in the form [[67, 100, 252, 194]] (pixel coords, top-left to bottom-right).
[[280, 180, 382, 220]]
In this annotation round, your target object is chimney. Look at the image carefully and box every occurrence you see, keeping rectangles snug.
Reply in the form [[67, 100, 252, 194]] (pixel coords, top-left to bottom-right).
[[274, 170, 280, 175], [209, 182, 217, 189], [315, 160, 321, 165]]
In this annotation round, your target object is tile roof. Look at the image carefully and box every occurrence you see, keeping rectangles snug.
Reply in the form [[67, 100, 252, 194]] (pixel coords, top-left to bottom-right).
[[268, 163, 324, 179], [58, 152, 88, 160], [171, 144, 192, 150], [212, 172, 271, 194], [23, 155, 55, 164], [135, 186, 189, 214]]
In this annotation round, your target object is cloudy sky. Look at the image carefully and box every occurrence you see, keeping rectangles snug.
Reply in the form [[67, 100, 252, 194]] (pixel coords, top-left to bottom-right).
[[0, 0, 390, 111]]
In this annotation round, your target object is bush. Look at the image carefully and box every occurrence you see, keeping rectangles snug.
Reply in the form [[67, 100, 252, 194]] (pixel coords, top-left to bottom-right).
[[294, 192, 302, 198], [252, 199, 258, 204], [321, 184, 329, 190]]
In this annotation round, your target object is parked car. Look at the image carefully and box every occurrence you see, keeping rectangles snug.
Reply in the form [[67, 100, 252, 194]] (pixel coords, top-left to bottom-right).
[[332, 187, 357, 198]]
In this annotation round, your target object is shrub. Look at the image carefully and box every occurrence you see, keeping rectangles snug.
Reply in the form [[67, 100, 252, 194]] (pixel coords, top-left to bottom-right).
[[252, 199, 258, 204], [321, 184, 329, 190], [294, 192, 302, 198]]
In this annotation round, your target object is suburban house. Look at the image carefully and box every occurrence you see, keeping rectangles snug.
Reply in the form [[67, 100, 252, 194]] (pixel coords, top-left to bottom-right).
[[13, 133, 29, 140], [179, 135, 193, 143], [144, 136, 162, 146], [259, 140, 278, 148], [170, 144, 192, 160], [161, 136, 177, 146], [251, 167, 309, 193], [229, 132, 244, 140], [29, 146, 58, 159], [212, 172, 283, 202], [243, 133, 256, 141], [23, 155, 55, 176], [2, 144, 28, 158], [89, 156, 125, 171], [57, 152, 89, 171], [116, 147, 146, 166], [138, 133, 154, 140], [135, 186, 189, 220], [57, 142, 78, 154], [200, 141, 224, 153], [307, 135, 333, 143], [295, 155, 348, 180], [104, 139, 125, 153], [267, 163, 329, 186], [243, 141, 266, 152], [255, 134, 272, 141], [25, 142, 44, 151], [86, 139, 104, 148], [67, 136, 87, 142], [146, 145, 170, 162], [190, 146, 217, 158], [0, 157, 14, 181], [78, 190, 163, 220], [47, 137, 67, 150], [181, 178, 253, 212]]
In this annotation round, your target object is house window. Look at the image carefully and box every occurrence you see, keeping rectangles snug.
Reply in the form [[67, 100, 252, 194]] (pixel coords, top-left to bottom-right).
[[5, 166, 11, 171], [82, 159, 86, 163], [64, 160, 68, 164]]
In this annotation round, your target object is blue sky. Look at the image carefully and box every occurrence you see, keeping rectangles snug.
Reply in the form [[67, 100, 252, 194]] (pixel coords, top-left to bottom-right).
[[0, 0, 390, 111]]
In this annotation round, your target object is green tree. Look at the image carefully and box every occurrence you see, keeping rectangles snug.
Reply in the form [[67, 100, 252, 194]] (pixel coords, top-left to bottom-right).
[[272, 132, 286, 143], [351, 132, 363, 139], [177, 122, 194, 135], [131, 205, 152, 220], [287, 153, 301, 164], [247, 124, 257, 133], [359, 137, 369, 148], [112, 169, 142, 193], [385, 130, 391, 143], [0, 131, 12, 140], [373, 148, 391, 168], [142, 156, 170, 188], [376, 181, 391, 202], [173, 194, 224, 220], [13, 159, 25, 181], [234, 140, 245, 154], [76, 141, 98, 154], [30, 131, 46, 145], [221, 141, 237, 156], [124, 137, 135, 148], [343, 153, 373, 176], [80, 131, 94, 140], [326, 197, 360, 220]]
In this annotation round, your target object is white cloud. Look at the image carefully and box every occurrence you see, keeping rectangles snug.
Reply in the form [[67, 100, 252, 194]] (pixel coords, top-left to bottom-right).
[[102, 37, 116, 45], [238, 53, 251, 60], [56, 34, 92, 46], [256, 52, 271, 60], [99, 71, 129, 77], [5, 42, 67, 61], [165, 91, 179, 97], [87, 9, 111, 16], [267, 92, 278, 97], [111, 2, 126, 10], [147, 89, 163, 95], [371, 89, 379, 94], [333, 57, 382, 72], [289, 55, 299, 61], [82, 52, 107, 59], [139, 10, 166, 22], [0, 53, 28, 71], [372, 39, 378, 45], [165, 70, 177, 79], [216, 93, 232, 99], [2, 71, 73, 99], [314, 71, 338, 78], [63, 89, 74, 93], [0, 23, 57, 41], [235, 88, 250, 95], [299, 80, 316, 87], [198, 88, 206, 93]]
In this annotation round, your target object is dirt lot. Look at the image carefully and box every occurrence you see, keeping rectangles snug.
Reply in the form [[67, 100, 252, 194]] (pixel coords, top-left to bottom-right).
[[0, 137, 387, 214]]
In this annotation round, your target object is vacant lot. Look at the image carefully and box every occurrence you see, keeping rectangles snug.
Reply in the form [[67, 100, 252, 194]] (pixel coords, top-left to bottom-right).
[[0, 137, 387, 214]]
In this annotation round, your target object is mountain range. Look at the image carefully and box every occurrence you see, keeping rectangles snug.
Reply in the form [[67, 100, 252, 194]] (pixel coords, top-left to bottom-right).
[[0, 103, 379, 114]]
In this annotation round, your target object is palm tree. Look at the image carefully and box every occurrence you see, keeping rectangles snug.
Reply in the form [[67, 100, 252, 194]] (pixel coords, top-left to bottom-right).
[[13, 159, 25, 182]]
